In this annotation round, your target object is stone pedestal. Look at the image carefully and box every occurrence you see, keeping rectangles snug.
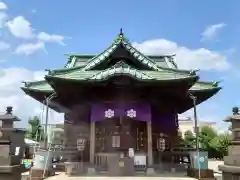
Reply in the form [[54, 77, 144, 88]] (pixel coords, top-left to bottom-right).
[[219, 107, 240, 180], [187, 168, 214, 179], [30, 168, 54, 180], [29, 149, 54, 179], [146, 167, 156, 176], [65, 162, 85, 176], [107, 156, 135, 176], [0, 107, 26, 180], [87, 167, 96, 175]]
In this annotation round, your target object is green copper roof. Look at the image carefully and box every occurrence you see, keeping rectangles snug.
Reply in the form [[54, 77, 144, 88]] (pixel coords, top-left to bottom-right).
[[64, 54, 176, 70], [21, 78, 219, 93], [21, 29, 221, 106], [22, 80, 52, 92], [80, 33, 188, 73], [46, 60, 196, 82], [60, 31, 187, 74], [189, 81, 221, 91]]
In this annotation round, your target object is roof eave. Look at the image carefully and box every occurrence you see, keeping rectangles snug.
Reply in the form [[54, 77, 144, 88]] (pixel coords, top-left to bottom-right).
[[45, 74, 198, 85], [21, 87, 53, 94], [21, 87, 61, 112], [178, 87, 221, 113]]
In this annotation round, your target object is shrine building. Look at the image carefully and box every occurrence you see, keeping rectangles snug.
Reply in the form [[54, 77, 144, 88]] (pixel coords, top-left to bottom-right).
[[21, 30, 221, 171]]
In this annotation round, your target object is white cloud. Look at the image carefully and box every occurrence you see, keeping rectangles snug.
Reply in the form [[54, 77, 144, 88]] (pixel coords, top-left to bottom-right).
[[133, 39, 230, 71], [15, 42, 45, 55], [0, 2, 7, 10], [37, 32, 65, 45], [5, 15, 66, 54], [0, 12, 7, 28], [0, 67, 63, 128], [6, 16, 34, 39], [6, 16, 65, 45], [201, 23, 226, 41], [0, 41, 10, 50]]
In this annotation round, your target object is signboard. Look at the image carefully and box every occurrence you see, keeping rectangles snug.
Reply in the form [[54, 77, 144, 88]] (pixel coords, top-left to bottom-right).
[[128, 148, 134, 158], [77, 138, 85, 151], [23, 159, 33, 169], [134, 155, 146, 166], [15, 147, 20, 156]]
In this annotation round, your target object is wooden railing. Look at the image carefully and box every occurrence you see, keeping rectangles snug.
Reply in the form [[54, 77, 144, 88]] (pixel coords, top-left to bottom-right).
[[153, 151, 191, 172], [95, 151, 191, 172], [94, 153, 110, 171]]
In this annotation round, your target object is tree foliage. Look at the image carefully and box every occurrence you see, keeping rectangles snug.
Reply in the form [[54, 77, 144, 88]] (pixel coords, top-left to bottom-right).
[[209, 133, 230, 157], [181, 126, 230, 159], [26, 116, 44, 142], [182, 130, 196, 148]]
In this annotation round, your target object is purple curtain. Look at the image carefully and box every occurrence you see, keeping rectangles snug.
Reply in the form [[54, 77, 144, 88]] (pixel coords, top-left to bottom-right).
[[91, 103, 151, 122]]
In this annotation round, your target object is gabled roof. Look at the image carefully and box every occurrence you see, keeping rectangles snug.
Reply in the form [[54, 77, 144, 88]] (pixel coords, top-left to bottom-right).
[[63, 54, 177, 70], [56, 30, 191, 74], [21, 29, 222, 113], [45, 60, 196, 82]]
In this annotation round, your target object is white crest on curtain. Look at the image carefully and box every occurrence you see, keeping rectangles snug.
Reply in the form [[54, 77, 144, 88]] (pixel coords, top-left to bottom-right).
[[126, 109, 136, 118], [105, 109, 115, 118]]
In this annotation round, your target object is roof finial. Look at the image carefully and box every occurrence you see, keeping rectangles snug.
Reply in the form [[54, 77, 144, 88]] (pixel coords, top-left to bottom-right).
[[113, 28, 129, 44], [120, 28, 123, 35]]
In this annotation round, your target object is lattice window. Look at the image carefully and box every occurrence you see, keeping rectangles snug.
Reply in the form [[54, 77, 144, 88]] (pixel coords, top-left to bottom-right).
[[112, 135, 120, 148]]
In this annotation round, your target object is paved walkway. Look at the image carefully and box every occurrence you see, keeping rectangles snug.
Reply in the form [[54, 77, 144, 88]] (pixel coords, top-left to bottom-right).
[[43, 160, 224, 180], [46, 173, 196, 180]]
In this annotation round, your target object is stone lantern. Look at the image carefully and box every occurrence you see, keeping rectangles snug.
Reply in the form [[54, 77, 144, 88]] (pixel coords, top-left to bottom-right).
[[219, 107, 240, 180], [0, 106, 26, 180]]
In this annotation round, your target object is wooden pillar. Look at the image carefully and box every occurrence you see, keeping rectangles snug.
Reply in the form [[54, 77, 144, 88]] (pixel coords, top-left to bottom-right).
[[89, 121, 95, 164], [147, 121, 153, 165]]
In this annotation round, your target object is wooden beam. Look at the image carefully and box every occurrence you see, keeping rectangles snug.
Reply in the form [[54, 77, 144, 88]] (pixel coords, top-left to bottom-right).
[[48, 100, 71, 113]]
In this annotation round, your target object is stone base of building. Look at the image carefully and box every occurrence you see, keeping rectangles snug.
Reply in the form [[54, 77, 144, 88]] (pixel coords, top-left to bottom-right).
[[219, 164, 240, 180], [29, 168, 54, 180], [65, 162, 85, 176], [146, 167, 156, 176], [0, 173, 21, 180], [53, 163, 65, 172], [0, 164, 25, 180], [87, 167, 96, 175], [187, 168, 214, 179]]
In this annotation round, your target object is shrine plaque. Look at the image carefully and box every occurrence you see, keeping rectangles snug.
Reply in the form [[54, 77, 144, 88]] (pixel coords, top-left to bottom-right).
[[128, 148, 134, 158], [77, 138, 85, 151], [15, 147, 20, 155]]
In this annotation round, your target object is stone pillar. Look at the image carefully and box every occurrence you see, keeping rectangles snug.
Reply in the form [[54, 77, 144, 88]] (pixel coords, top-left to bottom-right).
[[146, 121, 155, 175], [147, 121, 153, 165], [89, 121, 95, 164], [219, 107, 240, 180], [0, 106, 26, 180]]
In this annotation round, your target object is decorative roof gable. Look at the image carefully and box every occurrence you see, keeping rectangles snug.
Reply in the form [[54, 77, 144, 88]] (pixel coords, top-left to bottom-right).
[[82, 29, 175, 72]]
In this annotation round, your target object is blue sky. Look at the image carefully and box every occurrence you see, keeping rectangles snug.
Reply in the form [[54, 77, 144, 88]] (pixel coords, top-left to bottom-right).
[[0, 0, 239, 130]]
